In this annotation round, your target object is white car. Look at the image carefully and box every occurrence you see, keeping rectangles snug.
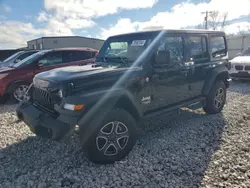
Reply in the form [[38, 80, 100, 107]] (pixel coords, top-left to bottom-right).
[[229, 47, 250, 80]]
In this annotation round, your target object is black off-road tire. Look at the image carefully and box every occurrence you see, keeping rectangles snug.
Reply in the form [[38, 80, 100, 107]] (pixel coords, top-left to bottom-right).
[[203, 80, 226, 114], [83, 108, 137, 164]]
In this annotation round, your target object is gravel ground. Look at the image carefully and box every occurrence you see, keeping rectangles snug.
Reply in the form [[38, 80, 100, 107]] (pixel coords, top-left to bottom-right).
[[0, 81, 250, 188]]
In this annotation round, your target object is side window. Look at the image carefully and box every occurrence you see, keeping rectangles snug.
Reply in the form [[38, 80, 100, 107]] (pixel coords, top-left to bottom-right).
[[38, 52, 62, 67], [210, 36, 226, 58], [186, 36, 208, 61], [19, 52, 36, 60], [155, 36, 183, 66], [71, 51, 94, 62], [13, 52, 35, 64], [63, 51, 74, 63]]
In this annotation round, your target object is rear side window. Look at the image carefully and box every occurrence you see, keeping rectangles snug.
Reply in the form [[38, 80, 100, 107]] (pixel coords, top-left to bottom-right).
[[72, 51, 95, 61], [63, 51, 96, 63], [186, 36, 208, 61], [210, 36, 226, 58]]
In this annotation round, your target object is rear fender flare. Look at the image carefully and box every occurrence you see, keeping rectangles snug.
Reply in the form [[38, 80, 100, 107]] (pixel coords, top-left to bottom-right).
[[202, 66, 229, 96]]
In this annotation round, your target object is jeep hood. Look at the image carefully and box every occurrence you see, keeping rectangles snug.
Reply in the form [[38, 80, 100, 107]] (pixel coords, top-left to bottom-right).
[[231, 56, 250, 64], [35, 64, 142, 84]]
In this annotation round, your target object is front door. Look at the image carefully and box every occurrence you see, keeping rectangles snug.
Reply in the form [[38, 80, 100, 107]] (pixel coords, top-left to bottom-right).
[[148, 35, 190, 111]]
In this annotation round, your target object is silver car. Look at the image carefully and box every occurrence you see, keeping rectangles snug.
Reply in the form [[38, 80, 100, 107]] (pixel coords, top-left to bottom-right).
[[0, 50, 39, 68]]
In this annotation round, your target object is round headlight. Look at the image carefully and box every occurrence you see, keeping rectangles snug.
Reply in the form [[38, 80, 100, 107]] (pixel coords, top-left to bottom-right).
[[58, 89, 63, 98]]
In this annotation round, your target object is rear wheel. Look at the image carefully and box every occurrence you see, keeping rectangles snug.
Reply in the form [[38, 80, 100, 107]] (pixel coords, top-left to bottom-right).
[[83, 108, 137, 164], [203, 80, 226, 114]]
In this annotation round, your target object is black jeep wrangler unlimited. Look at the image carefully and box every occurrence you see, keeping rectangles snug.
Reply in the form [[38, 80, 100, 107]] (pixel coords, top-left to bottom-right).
[[16, 29, 231, 163]]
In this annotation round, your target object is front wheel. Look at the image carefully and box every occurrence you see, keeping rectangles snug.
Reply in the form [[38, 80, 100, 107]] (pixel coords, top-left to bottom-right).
[[203, 80, 226, 114], [83, 108, 137, 164], [11, 83, 30, 103]]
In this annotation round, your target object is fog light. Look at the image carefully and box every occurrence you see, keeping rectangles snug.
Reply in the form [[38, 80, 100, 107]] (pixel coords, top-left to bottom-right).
[[63, 103, 84, 111]]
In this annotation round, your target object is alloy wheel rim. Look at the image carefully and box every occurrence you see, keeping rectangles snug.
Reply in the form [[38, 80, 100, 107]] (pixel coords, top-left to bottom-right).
[[214, 87, 225, 109], [96, 121, 129, 156], [13, 85, 30, 102]]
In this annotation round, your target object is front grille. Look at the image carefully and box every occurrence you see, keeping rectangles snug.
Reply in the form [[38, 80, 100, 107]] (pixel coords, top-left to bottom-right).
[[245, 66, 250, 70], [235, 65, 243, 70], [32, 87, 54, 111]]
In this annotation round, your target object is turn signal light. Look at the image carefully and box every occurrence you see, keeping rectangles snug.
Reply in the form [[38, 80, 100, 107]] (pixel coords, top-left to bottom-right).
[[63, 104, 84, 111]]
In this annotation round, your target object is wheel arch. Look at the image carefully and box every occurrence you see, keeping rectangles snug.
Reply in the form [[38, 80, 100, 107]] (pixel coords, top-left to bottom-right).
[[5, 80, 31, 94], [77, 90, 142, 146], [202, 67, 230, 96]]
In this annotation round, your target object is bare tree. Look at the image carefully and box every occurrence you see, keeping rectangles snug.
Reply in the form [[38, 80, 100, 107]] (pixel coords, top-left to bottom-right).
[[208, 11, 228, 30]]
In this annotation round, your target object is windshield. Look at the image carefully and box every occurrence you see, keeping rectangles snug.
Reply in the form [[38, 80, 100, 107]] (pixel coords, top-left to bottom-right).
[[13, 50, 48, 68], [3, 51, 24, 63], [96, 33, 156, 64]]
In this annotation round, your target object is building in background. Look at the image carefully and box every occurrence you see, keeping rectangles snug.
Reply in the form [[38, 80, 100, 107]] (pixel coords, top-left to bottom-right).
[[27, 36, 105, 51], [227, 34, 250, 59]]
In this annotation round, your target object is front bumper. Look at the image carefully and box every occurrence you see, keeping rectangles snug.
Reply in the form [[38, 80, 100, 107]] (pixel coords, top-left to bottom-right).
[[230, 72, 250, 80], [16, 102, 76, 140]]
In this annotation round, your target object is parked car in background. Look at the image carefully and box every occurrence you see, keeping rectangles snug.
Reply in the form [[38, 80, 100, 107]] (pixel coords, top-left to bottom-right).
[[0, 50, 39, 68], [229, 46, 250, 80], [0, 47, 98, 102]]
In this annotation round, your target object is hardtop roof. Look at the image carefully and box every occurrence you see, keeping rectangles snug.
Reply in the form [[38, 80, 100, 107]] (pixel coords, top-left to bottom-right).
[[110, 29, 225, 38]]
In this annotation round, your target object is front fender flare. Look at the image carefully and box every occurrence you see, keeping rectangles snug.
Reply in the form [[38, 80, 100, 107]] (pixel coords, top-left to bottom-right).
[[75, 88, 142, 146]]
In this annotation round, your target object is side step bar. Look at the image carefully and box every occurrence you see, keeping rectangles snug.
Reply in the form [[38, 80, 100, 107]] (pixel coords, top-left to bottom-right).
[[144, 97, 206, 118]]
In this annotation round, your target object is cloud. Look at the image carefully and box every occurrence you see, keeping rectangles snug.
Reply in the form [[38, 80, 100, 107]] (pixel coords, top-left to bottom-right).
[[37, 11, 50, 22], [224, 22, 250, 34], [99, 18, 138, 39], [38, 0, 158, 34], [100, 0, 250, 39], [44, 0, 158, 18], [65, 18, 96, 29], [0, 20, 73, 49], [0, 3, 12, 13]]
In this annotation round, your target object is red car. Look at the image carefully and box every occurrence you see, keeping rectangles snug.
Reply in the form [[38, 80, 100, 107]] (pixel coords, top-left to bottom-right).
[[0, 48, 98, 102]]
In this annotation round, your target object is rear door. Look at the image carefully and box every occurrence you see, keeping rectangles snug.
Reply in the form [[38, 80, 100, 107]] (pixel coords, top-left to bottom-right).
[[62, 50, 96, 66], [184, 34, 210, 98]]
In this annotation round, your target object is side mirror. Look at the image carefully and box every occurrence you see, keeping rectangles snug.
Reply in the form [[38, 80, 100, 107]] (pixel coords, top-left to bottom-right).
[[37, 61, 44, 68], [14, 59, 21, 64]]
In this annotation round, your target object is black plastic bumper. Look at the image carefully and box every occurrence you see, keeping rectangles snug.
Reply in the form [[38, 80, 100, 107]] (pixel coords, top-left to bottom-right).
[[16, 102, 75, 141]]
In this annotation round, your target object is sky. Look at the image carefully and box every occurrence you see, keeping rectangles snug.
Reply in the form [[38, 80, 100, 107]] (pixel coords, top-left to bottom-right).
[[0, 0, 250, 49]]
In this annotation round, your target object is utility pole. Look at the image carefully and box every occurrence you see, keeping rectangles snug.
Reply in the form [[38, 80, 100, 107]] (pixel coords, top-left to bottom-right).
[[201, 11, 212, 29]]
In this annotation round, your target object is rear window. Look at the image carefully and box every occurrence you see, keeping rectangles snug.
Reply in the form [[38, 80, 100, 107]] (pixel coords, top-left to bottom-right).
[[63, 51, 96, 63], [210, 36, 226, 58], [72, 51, 95, 61]]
